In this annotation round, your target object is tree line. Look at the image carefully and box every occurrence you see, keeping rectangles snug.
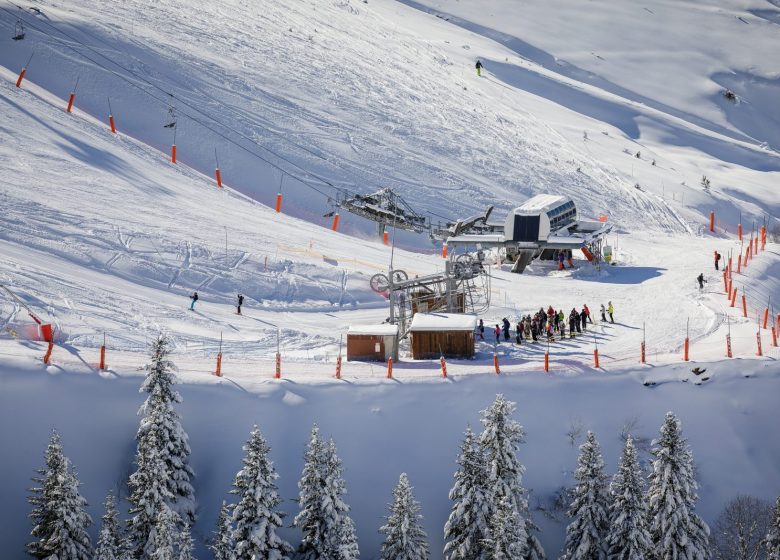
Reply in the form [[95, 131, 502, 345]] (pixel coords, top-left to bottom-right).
[[25, 336, 780, 559]]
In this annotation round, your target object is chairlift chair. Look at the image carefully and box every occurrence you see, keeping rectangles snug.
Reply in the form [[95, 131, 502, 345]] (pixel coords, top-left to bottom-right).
[[12, 19, 25, 41]]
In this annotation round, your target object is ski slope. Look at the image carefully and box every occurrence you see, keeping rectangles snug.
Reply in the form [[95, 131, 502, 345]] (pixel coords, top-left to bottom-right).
[[1, 0, 779, 557]]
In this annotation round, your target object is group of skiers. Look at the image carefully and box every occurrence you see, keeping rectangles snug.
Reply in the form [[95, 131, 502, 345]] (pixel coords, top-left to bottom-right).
[[189, 292, 244, 314], [478, 301, 614, 344]]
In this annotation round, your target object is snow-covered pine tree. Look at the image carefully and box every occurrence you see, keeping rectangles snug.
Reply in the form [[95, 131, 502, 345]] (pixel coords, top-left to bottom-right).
[[177, 523, 194, 560], [95, 491, 125, 560], [606, 436, 652, 560], [478, 395, 530, 557], [767, 496, 780, 560], [127, 411, 175, 559], [524, 520, 547, 560], [380, 473, 430, 560], [150, 506, 178, 560], [230, 425, 292, 560], [294, 426, 359, 560], [209, 501, 234, 560], [646, 412, 710, 560], [443, 427, 492, 560], [27, 431, 93, 560], [484, 495, 527, 560], [561, 431, 609, 560], [137, 335, 196, 523]]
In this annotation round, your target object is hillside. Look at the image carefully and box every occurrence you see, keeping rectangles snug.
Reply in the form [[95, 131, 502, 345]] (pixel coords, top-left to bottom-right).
[[1, 0, 779, 557]]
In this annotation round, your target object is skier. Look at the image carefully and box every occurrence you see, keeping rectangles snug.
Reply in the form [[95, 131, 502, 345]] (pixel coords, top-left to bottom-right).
[[600, 303, 607, 322], [478, 318, 485, 340], [502, 317, 511, 341], [583, 303, 592, 323], [558, 251, 565, 270], [236, 293, 244, 315], [494, 324, 501, 344], [607, 301, 614, 323], [580, 307, 588, 331], [475, 60, 483, 76], [575, 309, 582, 333], [714, 250, 721, 271], [568, 309, 577, 337], [515, 320, 523, 345], [697, 272, 705, 290], [189, 291, 199, 311]]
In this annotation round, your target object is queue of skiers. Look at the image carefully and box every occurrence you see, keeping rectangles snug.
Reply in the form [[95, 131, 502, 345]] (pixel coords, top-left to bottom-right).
[[481, 301, 614, 344]]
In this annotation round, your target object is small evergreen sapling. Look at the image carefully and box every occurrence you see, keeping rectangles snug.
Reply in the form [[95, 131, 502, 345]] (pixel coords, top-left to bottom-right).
[[561, 431, 609, 560], [27, 431, 93, 560], [484, 495, 527, 560], [230, 425, 292, 560], [209, 501, 234, 560], [95, 491, 125, 560], [380, 473, 429, 560], [151, 506, 178, 560]]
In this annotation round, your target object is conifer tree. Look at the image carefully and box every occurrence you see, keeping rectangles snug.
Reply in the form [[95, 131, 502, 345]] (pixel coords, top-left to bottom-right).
[[484, 495, 527, 560], [606, 436, 652, 560], [137, 335, 196, 522], [646, 412, 710, 560], [128, 335, 195, 559], [27, 431, 93, 560], [230, 425, 292, 560], [95, 491, 125, 560], [177, 523, 194, 560], [561, 431, 609, 560], [444, 427, 492, 560], [767, 496, 780, 560], [380, 473, 429, 560], [294, 426, 359, 560], [150, 506, 177, 560], [209, 501, 234, 560], [478, 395, 530, 557]]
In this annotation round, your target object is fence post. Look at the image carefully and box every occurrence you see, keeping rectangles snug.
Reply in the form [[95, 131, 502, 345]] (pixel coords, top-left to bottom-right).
[[66, 92, 75, 113], [772, 326, 778, 348], [593, 348, 599, 368], [442, 243, 448, 259], [640, 341, 646, 363], [215, 352, 222, 376], [275, 192, 282, 212], [335, 354, 342, 379], [15, 67, 27, 88], [738, 222, 742, 241], [742, 291, 748, 318], [171, 144, 177, 164], [756, 331, 763, 357], [709, 211, 714, 232], [493, 352, 500, 374], [440, 355, 447, 378], [544, 351, 549, 372], [386, 357, 393, 379], [43, 342, 54, 364], [274, 352, 281, 379], [331, 212, 340, 232], [383, 231, 389, 245]]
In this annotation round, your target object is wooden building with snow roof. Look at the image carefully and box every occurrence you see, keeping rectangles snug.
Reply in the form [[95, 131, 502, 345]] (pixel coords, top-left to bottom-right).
[[409, 313, 477, 359]]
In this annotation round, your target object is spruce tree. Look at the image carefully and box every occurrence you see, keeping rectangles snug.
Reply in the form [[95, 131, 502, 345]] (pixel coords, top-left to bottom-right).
[[444, 427, 492, 560], [380, 473, 429, 560], [128, 335, 196, 559], [768, 496, 780, 560], [137, 335, 196, 522], [177, 523, 194, 560], [606, 436, 652, 560], [27, 431, 93, 560], [209, 501, 234, 560], [646, 412, 710, 560], [230, 425, 292, 560], [150, 506, 177, 560], [95, 491, 125, 560], [484, 495, 527, 560], [478, 395, 530, 556], [294, 426, 359, 560], [561, 431, 609, 560]]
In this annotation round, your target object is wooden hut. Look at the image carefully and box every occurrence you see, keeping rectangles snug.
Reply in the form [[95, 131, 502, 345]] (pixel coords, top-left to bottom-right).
[[409, 313, 477, 360], [346, 324, 399, 362]]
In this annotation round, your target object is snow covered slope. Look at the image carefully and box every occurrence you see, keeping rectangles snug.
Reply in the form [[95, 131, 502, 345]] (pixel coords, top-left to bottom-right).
[[1, 0, 779, 557]]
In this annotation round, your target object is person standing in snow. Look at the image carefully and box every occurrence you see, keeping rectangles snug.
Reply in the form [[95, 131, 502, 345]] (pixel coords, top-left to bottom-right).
[[580, 307, 588, 331], [236, 293, 244, 315], [600, 303, 607, 322], [607, 301, 614, 323], [475, 60, 483, 76], [714, 250, 721, 270], [478, 318, 485, 340], [697, 273, 706, 291], [515, 320, 523, 344], [502, 317, 511, 341], [189, 291, 198, 311], [494, 324, 501, 344], [583, 303, 592, 323]]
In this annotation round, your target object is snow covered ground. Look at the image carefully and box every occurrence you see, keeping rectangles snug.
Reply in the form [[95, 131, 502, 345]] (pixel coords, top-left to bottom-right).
[[1, 0, 779, 556]]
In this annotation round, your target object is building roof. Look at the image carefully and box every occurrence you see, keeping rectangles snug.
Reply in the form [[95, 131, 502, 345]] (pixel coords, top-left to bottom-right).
[[516, 194, 569, 213], [347, 324, 399, 336], [409, 313, 478, 331]]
